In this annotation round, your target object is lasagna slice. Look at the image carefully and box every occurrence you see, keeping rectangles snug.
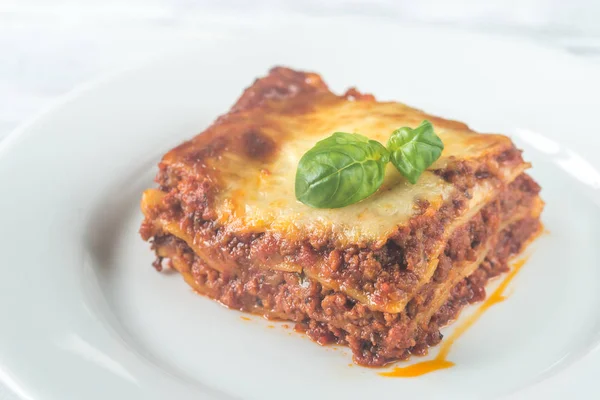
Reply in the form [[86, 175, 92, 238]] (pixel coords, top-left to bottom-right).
[[140, 67, 543, 366]]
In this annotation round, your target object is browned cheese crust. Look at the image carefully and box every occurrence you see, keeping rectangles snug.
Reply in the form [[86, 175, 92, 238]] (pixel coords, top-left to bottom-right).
[[139, 67, 544, 366]]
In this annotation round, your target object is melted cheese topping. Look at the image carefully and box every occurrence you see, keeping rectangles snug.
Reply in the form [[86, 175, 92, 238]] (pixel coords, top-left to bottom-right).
[[147, 68, 536, 313], [210, 100, 517, 243]]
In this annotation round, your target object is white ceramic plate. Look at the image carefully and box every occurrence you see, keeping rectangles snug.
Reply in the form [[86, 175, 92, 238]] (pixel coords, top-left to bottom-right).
[[1, 17, 599, 400]]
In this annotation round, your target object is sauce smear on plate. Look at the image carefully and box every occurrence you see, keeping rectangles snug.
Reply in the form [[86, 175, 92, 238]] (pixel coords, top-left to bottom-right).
[[379, 257, 528, 378]]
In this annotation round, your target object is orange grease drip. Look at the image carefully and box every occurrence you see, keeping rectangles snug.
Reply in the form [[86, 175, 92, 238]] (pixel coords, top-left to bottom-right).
[[380, 257, 528, 378], [240, 316, 251, 321]]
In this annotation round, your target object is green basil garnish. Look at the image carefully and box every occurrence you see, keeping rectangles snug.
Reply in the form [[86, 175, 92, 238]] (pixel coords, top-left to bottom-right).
[[295, 120, 444, 209], [387, 120, 444, 184], [295, 132, 390, 209]]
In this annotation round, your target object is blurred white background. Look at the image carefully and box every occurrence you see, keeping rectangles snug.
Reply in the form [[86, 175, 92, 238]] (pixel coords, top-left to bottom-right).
[[1, 0, 600, 144], [0, 1, 599, 397]]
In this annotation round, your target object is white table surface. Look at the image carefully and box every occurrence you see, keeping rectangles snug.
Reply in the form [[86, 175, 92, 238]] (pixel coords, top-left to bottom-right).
[[2, 1, 600, 143], [1, 1, 599, 398]]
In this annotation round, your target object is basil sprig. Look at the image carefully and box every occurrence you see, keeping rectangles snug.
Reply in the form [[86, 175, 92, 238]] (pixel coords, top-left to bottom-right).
[[387, 120, 445, 184], [295, 132, 390, 209], [295, 120, 443, 208]]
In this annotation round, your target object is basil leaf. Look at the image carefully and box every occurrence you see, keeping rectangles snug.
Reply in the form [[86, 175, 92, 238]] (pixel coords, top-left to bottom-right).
[[295, 132, 389, 209], [387, 120, 444, 184]]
